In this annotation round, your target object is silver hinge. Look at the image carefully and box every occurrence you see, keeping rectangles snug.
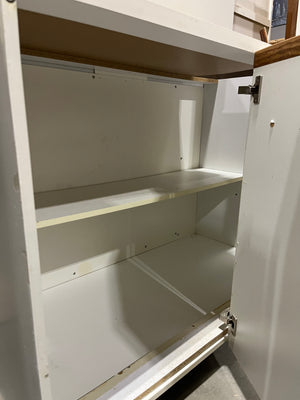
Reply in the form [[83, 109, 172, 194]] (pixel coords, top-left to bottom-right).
[[238, 75, 263, 104], [220, 308, 237, 336]]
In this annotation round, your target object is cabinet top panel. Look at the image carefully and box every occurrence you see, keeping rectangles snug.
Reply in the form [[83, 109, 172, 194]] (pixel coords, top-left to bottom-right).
[[17, 0, 269, 79]]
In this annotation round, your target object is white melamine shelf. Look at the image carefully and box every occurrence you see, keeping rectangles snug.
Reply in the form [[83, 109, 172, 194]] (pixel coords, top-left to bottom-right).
[[43, 234, 234, 400], [35, 168, 242, 228]]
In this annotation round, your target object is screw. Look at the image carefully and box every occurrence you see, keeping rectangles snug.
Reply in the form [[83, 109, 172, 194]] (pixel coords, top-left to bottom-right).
[[270, 120, 275, 127]]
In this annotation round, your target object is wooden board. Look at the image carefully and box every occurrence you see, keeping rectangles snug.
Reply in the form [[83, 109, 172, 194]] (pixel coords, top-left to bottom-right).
[[35, 168, 242, 228], [254, 35, 300, 67], [43, 259, 203, 400], [285, 0, 299, 39], [18, 9, 255, 79]]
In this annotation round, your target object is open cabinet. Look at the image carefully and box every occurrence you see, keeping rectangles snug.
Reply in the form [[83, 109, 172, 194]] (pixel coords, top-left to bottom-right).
[[1, 1, 300, 400]]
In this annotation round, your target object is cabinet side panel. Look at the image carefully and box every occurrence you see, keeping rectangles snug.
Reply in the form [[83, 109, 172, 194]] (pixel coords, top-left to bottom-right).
[[200, 77, 250, 174], [0, 2, 51, 399], [231, 56, 300, 400], [196, 182, 242, 246]]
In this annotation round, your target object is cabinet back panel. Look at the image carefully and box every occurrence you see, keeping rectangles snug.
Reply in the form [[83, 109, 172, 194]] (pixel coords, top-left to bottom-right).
[[23, 64, 202, 193], [38, 194, 196, 284]]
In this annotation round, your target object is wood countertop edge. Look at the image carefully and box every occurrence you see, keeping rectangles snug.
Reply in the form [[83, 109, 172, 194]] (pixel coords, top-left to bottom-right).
[[254, 35, 300, 68]]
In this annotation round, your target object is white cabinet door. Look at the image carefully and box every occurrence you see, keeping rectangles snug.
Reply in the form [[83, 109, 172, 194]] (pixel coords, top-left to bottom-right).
[[231, 53, 300, 400], [0, 1, 51, 399]]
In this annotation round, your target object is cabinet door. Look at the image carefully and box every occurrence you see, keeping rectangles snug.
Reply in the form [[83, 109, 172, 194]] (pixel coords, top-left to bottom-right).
[[231, 47, 300, 400], [0, 1, 51, 399]]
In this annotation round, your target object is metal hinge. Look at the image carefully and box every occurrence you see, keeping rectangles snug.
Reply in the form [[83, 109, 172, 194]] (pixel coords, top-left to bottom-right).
[[238, 75, 263, 104], [220, 308, 237, 336]]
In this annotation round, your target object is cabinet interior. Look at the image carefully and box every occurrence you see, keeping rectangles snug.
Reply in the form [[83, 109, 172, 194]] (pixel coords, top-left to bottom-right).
[[22, 59, 250, 400]]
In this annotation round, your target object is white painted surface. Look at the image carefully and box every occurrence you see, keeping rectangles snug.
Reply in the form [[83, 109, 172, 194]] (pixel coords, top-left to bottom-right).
[[148, 0, 234, 29], [35, 168, 242, 228], [23, 64, 202, 193], [136, 235, 235, 312], [235, 0, 271, 26], [233, 14, 264, 40], [196, 181, 242, 246], [84, 317, 226, 400], [39, 195, 197, 288], [18, 0, 268, 65], [200, 77, 251, 174], [43, 259, 203, 400], [0, 2, 51, 399], [231, 56, 300, 400]]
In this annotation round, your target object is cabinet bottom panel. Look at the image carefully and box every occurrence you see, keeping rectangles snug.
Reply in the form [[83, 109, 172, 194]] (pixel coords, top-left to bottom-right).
[[43, 235, 234, 399]]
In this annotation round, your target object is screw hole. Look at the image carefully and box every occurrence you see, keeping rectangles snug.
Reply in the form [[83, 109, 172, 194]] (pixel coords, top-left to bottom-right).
[[73, 272, 76, 276]]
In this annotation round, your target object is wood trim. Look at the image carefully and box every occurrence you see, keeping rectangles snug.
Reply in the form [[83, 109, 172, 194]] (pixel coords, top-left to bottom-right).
[[286, 0, 299, 39], [260, 27, 268, 43], [254, 35, 300, 67], [18, 9, 252, 80]]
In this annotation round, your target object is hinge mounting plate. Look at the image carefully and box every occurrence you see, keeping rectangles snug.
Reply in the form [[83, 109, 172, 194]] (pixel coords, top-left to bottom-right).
[[238, 75, 263, 104], [220, 308, 237, 336]]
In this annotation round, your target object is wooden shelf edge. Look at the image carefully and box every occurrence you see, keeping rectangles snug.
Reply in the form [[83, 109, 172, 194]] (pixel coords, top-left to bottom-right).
[[254, 35, 300, 68]]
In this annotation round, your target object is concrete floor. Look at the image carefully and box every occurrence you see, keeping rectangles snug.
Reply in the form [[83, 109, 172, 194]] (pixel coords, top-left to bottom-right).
[[158, 343, 260, 400]]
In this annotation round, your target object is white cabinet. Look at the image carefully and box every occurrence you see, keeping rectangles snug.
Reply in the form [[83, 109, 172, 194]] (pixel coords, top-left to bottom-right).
[[1, 1, 299, 400]]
